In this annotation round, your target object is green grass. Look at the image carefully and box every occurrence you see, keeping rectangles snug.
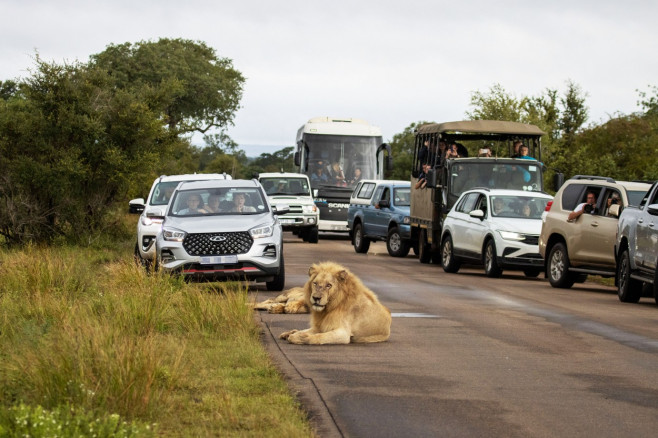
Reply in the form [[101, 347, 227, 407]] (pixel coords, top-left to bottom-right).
[[0, 241, 313, 437]]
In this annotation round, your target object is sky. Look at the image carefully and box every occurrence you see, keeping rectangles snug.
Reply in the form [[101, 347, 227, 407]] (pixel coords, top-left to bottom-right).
[[2, 0, 657, 157]]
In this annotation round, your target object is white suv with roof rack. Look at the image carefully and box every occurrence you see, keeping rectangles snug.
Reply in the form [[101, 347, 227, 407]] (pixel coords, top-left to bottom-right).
[[129, 173, 231, 268]]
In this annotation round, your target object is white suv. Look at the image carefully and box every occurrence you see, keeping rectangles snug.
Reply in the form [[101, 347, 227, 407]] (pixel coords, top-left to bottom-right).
[[258, 172, 319, 243], [129, 173, 231, 267], [441, 188, 553, 277], [155, 179, 287, 290]]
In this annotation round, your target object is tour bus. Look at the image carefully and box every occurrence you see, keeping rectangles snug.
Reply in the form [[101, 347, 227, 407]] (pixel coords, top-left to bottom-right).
[[410, 120, 563, 263], [294, 117, 392, 232]]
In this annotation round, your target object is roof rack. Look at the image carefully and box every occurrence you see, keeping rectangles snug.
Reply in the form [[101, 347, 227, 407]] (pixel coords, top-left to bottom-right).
[[571, 175, 616, 183]]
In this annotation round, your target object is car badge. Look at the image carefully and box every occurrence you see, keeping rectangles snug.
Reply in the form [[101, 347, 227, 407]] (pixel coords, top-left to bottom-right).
[[209, 236, 226, 242]]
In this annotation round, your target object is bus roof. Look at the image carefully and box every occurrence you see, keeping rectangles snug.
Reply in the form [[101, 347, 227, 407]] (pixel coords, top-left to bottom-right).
[[298, 117, 382, 137], [417, 120, 545, 136]]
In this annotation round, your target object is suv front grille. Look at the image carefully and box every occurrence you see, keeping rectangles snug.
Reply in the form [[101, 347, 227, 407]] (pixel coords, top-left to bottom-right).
[[287, 205, 303, 214], [183, 232, 253, 256]]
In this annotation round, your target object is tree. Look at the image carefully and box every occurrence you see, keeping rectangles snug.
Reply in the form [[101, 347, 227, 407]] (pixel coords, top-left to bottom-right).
[[387, 122, 431, 180], [90, 38, 245, 136]]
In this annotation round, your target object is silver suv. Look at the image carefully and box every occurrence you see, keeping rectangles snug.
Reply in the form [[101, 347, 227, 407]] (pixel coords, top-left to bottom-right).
[[129, 173, 231, 267], [539, 175, 651, 288], [155, 179, 288, 290]]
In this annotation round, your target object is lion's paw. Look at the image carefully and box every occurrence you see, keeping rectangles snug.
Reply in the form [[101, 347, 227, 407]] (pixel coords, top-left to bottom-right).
[[268, 303, 285, 314], [279, 329, 298, 340], [287, 331, 311, 344]]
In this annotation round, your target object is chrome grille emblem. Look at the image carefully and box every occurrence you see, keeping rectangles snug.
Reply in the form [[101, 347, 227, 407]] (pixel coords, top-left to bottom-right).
[[209, 236, 227, 242]]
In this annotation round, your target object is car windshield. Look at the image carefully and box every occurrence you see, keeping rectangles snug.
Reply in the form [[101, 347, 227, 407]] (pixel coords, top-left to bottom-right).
[[490, 195, 550, 219], [169, 187, 268, 216], [394, 187, 410, 206], [627, 189, 649, 207], [261, 177, 311, 196]]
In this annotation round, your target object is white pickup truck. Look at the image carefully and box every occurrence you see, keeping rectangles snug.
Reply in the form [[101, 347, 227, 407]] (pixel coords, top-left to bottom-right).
[[258, 172, 320, 243], [615, 181, 658, 304]]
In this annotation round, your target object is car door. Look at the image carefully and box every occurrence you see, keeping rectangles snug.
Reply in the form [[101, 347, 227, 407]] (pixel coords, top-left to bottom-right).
[[462, 193, 489, 257], [363, 185, 385, 236], [450, 192, 480, 257], [636, 188, 658, 271], [578, 187, 620, 267], [372, 186, 392, 238]]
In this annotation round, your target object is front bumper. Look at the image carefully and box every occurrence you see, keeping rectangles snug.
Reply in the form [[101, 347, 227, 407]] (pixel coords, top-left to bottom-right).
[[158, 237, 282, 282], [278, 214, 318, 230]]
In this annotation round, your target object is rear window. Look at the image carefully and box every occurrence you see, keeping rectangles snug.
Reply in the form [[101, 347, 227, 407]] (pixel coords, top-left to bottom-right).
[[560, 184, 585, 211]]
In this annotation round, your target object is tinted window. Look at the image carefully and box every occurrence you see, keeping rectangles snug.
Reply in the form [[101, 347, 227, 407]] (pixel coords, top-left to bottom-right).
[[394, 188, 410, 206], [561, 184, 586, 211], [457, 193, 479, 213]]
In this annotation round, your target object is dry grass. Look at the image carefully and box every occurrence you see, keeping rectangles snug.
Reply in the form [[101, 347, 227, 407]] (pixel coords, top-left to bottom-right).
[[0, 242, 313, 437]]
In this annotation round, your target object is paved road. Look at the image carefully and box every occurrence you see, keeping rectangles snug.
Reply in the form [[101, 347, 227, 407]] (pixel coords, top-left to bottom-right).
[[252, 233, 658, 438]]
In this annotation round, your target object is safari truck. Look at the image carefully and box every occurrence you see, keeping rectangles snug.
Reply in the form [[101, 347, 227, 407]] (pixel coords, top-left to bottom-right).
[[410, 120, 561, 264], [258, 172, 320, 243]]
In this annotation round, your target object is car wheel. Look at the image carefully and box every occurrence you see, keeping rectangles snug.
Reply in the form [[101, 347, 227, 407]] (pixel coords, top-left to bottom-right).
[[523, 268, 542, 278], [418, 229, 432, 264], [547, 242, 575, 289], [441, 235, 460, 273], [266, 253, 286, 291], [617, 248, 641, 303], [307, 226, 319, 244], [353, 223, 370, 253], [134, 243, 154, 273], [387, 226, 410, 257], [300, 228, 309, 242], [484, 239, 502, 278]]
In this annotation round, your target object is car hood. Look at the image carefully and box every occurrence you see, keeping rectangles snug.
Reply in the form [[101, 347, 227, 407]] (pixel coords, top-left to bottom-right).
[[164, 213, 274, 233], [490, 217, 543, 235]]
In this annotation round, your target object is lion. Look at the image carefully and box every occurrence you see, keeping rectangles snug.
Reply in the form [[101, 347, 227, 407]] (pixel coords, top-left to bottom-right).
[[253, 286, 308, 314], [279, 261, 392, 344]]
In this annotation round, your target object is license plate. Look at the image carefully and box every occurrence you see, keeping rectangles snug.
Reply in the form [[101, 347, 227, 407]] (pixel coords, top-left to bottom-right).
[[200, 255, 238, 265], [279, 218, 295, 224]]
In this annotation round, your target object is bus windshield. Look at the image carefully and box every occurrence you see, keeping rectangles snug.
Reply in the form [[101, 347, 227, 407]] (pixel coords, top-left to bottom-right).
[[302, 134, 381, 189]]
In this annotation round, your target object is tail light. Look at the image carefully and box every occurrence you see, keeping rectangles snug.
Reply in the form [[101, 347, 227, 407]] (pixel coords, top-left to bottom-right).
[[545, 201, 553, 212]]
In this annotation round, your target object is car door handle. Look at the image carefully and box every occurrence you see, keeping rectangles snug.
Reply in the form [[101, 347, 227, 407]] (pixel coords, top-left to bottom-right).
[[639, 219, 644, 224], [591, 222, 599, 227], [650, 223, 655, 228]]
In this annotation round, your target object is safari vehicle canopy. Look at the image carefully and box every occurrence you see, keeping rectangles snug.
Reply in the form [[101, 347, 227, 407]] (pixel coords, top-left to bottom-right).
[[410, 120, 556, 264]]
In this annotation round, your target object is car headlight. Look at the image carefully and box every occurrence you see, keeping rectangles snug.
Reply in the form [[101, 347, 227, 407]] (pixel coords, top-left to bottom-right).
[[302, 204, 318, 213], [162, 227, 186, 242], [403, 216, 410, 224], [250, 222, 275, 239], [499, 231, 525, 241]]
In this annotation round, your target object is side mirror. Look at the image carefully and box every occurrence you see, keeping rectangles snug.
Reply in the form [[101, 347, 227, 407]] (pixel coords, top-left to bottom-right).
[[379, 199, 390, 209], [608, 204, 621, 218], [129, 198, 146, 214], [553, 172, 565, 192], [647, 204, 658, 216], [469, 209, 485, 220], [273, 204, 290, 216], [145, 207, 164, 218], [294, 151, 301, 167]]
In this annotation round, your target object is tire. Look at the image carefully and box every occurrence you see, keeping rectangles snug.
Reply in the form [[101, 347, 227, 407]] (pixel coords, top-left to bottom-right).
[[617, 248, 641, 303], [307, 226, 319, 244], [418, 229, 432, 264], [387, 226, 410, 257], [547, 242, 576, 289], [484, 239, 502, 278], [134, 243, 153, 273], [300, 228, 309, 242], [266, 253, 286, 291], [353, 223, 370, 253], [523, 268, 542, 278], [441, 235, 460, 273]]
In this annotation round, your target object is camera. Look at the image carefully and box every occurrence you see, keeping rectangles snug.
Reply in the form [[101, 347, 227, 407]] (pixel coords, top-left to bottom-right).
[[584, 204, 594, 213], [610, 198, 618, 205]]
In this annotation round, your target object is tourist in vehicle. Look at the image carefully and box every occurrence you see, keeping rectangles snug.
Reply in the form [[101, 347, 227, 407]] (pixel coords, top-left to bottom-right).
[[512, 140, 524, 158], [178, 193, 207, 215], [349, 167, 362, 185], [415, 163, 430, 189], [493, 198, 506, 215], [568, 191, 597, 221], [517, 144, 535, 160], [205, 194, 222, 213], [230, 193, 256, 213], [522, 202, 532, 218], [606, 192, 621, 216], [331, 162, 346, 186], [311, 166, 329, 183], [478, 148, 492, 157]]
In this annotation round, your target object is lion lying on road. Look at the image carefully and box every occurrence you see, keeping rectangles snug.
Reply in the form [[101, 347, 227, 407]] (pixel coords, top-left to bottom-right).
[[279, 261, 392, 344], [253, 287, 308, 314]]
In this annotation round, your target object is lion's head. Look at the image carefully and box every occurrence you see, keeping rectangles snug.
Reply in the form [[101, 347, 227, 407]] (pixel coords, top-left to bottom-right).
[[306, 262, 351, 313]]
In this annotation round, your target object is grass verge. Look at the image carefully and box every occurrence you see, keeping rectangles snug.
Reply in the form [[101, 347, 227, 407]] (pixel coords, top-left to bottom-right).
[[0, 242, 313, 437]]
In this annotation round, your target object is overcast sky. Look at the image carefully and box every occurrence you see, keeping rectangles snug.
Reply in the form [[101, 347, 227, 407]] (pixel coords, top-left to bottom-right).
[[3, 1, 657, 156]]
